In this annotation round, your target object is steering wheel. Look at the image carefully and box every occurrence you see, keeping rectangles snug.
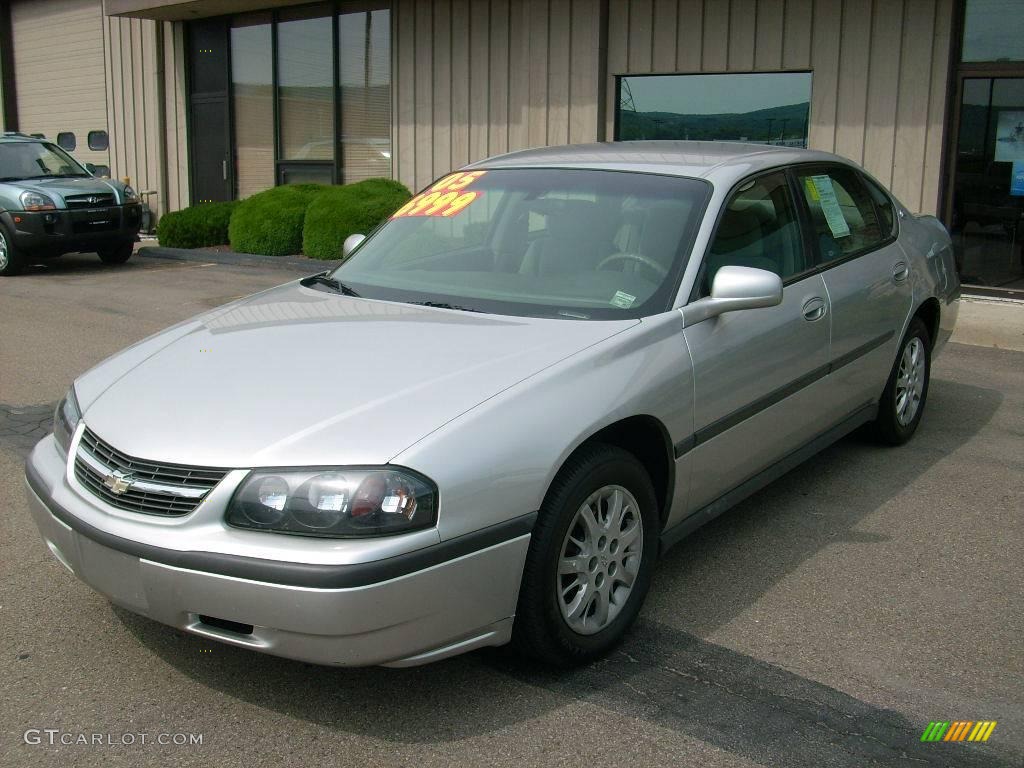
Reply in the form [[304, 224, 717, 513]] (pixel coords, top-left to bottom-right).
[[597, 252, 670, 279]]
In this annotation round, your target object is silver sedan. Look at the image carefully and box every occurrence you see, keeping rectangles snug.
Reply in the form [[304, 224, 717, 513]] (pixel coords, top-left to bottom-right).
[[25, 142, 959, 667]]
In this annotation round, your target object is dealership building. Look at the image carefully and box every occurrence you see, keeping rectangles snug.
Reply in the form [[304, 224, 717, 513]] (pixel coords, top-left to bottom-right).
[[0, 0, 1021, 294]]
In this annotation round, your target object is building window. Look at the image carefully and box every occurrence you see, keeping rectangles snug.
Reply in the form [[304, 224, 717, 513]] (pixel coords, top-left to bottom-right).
[[615, 72, 812, 146], [231, 13, 274, 198], [56, 132, 76, 151], [278, 3, 334, 177], [220, 3, 391, 198], [338, 7, 391, 183], [962, 0, 1024, 63], [87, 130, 109, 151]]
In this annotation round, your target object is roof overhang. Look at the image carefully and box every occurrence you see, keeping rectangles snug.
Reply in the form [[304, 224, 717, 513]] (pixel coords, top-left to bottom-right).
[[104, 0, 313, 21]]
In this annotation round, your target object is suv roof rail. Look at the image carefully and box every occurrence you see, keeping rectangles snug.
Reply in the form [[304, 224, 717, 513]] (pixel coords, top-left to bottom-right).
[[2, 131, 39, 139]]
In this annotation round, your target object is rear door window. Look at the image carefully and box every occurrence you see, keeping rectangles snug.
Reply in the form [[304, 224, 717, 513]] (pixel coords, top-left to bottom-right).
[[794, 166, 887, 264]]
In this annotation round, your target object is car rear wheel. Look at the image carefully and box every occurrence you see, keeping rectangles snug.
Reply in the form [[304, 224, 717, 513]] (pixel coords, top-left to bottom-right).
[[0, 225, 23, 276], [98, 242, 134, 265], [512, 444, 658, 666], [872, 317, 931, 445]]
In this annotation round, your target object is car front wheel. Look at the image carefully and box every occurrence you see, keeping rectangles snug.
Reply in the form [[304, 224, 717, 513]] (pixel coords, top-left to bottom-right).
[[0, 225, 23, 276], [872, 317, 931, 445], [512, 444, 658, 666], [98, 242, 134, 265]]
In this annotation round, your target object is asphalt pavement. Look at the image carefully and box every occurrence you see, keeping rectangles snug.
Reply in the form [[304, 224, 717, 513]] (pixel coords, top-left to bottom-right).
[[1, 253, 1021, 767]]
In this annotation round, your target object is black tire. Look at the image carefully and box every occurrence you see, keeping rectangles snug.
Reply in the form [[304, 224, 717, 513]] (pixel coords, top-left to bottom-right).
[[98, 242, 134, 265], [871, 317, 931, 445], [512, 443, 659, 666], [0, 224, 23, 276]]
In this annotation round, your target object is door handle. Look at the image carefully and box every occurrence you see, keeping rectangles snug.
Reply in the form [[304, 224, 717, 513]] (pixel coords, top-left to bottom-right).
[[222, 159, 228, 181], [802, 297, 826, 322], [892, 261, 909, 282]]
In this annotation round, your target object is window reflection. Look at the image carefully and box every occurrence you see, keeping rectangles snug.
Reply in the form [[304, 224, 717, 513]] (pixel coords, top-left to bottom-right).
[[616, 72, 811, 146], [962, 0, 1024, 63], [231, 14, 273, 198], [278, 4, 334, 163], [338, 8, 391, 183]]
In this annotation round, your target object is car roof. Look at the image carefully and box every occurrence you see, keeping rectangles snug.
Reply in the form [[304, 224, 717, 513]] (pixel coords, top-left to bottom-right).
[[0, 133, 46, 144], [466, 140, 853, 186]]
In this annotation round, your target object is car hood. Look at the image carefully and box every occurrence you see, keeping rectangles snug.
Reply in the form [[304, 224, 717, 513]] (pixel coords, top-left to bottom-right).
[[76, 282, 637, 468], [17, 176, 121, 204]]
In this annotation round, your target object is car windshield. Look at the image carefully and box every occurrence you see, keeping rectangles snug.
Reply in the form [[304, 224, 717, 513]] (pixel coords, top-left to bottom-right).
[[0, 141, 90, 181], [331, 168, 710, 319]]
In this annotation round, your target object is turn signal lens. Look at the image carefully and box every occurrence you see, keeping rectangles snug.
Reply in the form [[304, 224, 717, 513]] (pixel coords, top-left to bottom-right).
[[226, 468, 437, 538], [53, 386, 82, 458]]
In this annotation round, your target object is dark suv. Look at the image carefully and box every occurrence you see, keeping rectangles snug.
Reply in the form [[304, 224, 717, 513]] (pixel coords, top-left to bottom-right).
[[0, 133, 141, 276]]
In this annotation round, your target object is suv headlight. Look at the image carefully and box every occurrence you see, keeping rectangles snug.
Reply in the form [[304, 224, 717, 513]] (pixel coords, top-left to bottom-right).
[[20, 191, 57, 211], [53, 387, 82, 457], [122, 185, 140, 203], [226, 468, 438, 538]]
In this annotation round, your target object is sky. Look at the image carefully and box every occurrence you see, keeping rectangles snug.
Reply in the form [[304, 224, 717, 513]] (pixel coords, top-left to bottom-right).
[[623, 72, 812, 116]]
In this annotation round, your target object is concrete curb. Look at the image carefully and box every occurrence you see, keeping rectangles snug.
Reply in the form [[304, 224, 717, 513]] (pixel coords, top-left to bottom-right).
[[951, 296, 1024, 352], [137, 245, 341, 272]]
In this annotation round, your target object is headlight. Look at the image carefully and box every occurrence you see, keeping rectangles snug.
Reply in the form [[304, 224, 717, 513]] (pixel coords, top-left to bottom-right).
[[53, 387, 82, 457], [226, 468, 437, 538], [122, 185, 139, 203], [20, 191, 56, 211]]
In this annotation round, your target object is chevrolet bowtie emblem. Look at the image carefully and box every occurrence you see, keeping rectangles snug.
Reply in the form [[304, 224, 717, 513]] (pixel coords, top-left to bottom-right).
[[102, 470, 133, 495]]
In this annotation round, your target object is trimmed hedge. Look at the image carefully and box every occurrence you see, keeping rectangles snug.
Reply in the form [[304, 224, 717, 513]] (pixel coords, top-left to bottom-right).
[[156, 201, 238, 249], [228, 184, 323, 257], [302, 178, 412, 261]]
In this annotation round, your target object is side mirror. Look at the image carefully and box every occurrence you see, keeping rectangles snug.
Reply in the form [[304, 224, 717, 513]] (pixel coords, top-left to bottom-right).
[[84, 163, 97, 175], [682, 265, 783, 327], [342, 233, 365, 258]]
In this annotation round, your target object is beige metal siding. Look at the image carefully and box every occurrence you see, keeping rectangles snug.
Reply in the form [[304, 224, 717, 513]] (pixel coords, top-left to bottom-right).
[[392, 0, 603, 193], [606, 0, 955, 215], [101, 13, 189, 217], [11, 0, 110, 168]]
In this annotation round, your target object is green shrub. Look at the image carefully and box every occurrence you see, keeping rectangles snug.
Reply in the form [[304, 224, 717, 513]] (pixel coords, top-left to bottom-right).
[[156, 201, 238, 249], [302, 178, 412, 261], [228, 184, 324, 256]]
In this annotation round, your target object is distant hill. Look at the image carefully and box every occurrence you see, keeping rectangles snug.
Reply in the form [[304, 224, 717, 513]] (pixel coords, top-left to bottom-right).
[[618, 102, 810, 143]]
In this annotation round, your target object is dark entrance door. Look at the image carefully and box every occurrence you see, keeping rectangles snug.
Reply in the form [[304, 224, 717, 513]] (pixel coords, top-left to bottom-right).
[[187, 18, 232, 203], [948, 76, 1024, 292]]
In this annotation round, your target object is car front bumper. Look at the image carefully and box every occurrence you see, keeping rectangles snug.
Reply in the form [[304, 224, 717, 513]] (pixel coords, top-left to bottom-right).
[[4, 204, 141, 255], [24, 436, 531, 667]]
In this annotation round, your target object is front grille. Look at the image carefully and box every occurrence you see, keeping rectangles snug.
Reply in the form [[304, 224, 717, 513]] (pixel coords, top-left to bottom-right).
[[64, 193, 116, 208], [74, 427, 228, 516]]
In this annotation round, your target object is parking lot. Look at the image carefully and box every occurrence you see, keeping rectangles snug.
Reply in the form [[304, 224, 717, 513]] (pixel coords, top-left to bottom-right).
[[1, 253, 1021, 767]]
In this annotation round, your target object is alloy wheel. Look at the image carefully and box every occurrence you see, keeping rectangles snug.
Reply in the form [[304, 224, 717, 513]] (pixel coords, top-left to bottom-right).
[[895, 336, 926, 426], [556, 484, 643, 635], [0, 231, 8, 271]]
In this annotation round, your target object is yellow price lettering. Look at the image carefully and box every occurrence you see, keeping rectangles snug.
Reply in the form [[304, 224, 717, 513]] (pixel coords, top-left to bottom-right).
[[441, 191, 478, 216], [407, 192, 442, 215], [423, 191, 460, 215]]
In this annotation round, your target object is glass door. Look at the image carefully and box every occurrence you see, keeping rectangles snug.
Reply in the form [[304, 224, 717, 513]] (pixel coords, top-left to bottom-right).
[[950, 76, 1024, 292]]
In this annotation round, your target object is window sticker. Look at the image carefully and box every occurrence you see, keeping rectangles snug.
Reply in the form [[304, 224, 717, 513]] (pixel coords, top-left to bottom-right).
[[391, 171, 487, 219], [610, 290, 636, 309], [806, 175, 851, 238]]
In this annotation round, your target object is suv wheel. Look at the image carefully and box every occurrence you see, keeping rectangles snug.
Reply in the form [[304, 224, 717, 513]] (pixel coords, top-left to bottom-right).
[[512, 444, 658, 666], [98, 242, 134, 265], [872, 317, 931, 445], [0, 225, 23, 276]]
